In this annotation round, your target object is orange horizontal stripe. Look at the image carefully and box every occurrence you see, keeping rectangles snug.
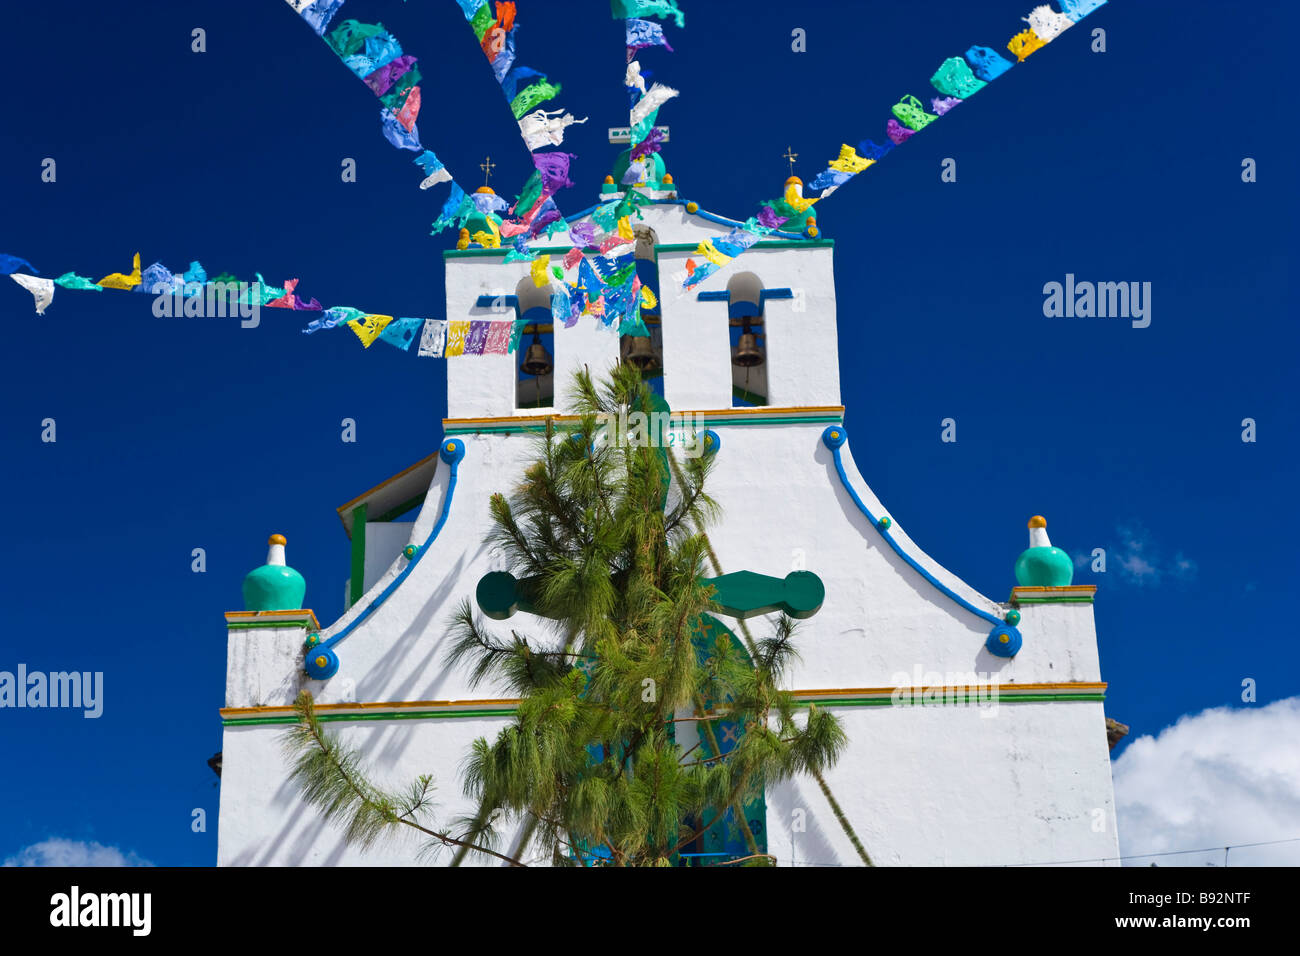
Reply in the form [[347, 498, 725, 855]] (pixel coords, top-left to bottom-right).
[[1012, 586, 1097, 593], [219, 682, 1106, 719], [797, 682, 1107, 695], [224, 609, 320, 628], [220, 697, 524, 718], [442, 405, 846, 427]]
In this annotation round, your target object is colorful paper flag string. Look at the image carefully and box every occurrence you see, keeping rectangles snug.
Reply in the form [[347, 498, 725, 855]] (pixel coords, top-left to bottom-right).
[[682, 0, 1108, 290]]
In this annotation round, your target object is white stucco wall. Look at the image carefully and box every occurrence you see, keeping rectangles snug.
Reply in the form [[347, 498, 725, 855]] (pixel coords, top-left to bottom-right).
[[363, 521, 414, 594], [767, 701, 1119, 867]]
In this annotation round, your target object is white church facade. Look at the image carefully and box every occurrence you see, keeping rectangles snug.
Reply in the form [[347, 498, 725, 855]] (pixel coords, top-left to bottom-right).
[[216, 165, 1120, 867]]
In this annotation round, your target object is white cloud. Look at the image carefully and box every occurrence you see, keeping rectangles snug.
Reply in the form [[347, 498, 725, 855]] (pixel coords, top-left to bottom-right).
[[1117, 550, 1158, 582], [3, 838, 151, 867], [1074, 523, 1197, 587], [1113, 697, 1300, 866]]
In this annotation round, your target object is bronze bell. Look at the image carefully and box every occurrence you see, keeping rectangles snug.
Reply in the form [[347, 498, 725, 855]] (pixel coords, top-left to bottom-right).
[[732, 321, 764, 368], [625, 335, 659, 372], [520, 333, 553, 377]]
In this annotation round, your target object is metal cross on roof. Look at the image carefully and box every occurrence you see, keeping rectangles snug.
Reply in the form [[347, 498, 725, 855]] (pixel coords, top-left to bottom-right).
[[783, 146, 798, 176], [479, 155, 495, 187]]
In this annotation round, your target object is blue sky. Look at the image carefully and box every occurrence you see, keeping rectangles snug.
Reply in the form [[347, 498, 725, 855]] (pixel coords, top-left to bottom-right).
[[0, 0, 1295, 866]]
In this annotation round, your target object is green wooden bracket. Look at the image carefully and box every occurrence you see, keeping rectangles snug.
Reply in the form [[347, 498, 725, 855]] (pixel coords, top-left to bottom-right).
[[476, 569, 823, 622], [704, 570, 824, 620], [473, 389, 822, 626], [476, 570, 541, 620], [348, 501, 368, 608]]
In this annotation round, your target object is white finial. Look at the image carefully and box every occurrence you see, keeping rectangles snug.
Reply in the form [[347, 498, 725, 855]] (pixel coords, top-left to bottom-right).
[[1027, 516, 1051, 548], [267, 533, 287, 566]]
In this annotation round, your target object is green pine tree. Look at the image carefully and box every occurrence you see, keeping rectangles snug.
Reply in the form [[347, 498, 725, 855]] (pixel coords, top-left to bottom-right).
[[284, 365, 853, 866]]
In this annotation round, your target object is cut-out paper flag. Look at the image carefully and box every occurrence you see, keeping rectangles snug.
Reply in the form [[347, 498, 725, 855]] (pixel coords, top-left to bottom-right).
[[10, 274, 54, 314]]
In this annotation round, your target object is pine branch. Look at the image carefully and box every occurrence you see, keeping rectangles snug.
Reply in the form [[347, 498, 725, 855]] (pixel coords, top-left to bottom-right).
[[812, 767, 874, 867], [283, 691, 526, 867]]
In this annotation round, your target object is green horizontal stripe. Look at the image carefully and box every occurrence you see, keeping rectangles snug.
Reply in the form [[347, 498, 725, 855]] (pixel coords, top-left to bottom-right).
[[443, 244, 579, 259], [224, 692, 1102, 726], [1014, 597, 1095, 604], [443, 239, 834, 260], [444, 413, 842, 436], [798, 694, 1106, 707], [223, 708, 518, 727], [226, 621, 313, 631], [653, 240, 833, 252]]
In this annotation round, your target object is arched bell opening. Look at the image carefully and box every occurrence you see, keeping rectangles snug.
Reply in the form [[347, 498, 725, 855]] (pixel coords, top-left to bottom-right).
[[515, 277, 554, 410], [727, 272, 768, 407], [620, 225, 665, 396]]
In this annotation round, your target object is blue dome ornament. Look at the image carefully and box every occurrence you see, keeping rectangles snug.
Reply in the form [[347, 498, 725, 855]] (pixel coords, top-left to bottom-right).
[[440, 437, 466, 465], [304, 646, 340, 681], [986, 624, 1022, 658], [1014, 516, 1074, 587], [821, 425, 847, 450], [242, 534, 306, 611]]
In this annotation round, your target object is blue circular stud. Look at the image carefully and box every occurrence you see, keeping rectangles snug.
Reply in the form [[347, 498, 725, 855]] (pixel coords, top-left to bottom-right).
[[985, 624, 1022, 658], [304, 631, 321, 648], [304, 646, 340, 680], [1004, 609, 1021, 626], [440, 438, 466, 465], [702, 429, 721, 456], [877, 516, 892, 530], [402, 544, 419, 560], [821, 425, 847, 449]]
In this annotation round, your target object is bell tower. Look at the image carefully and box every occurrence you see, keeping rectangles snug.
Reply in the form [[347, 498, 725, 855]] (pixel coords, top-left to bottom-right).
[[441, 167, 840, 423]]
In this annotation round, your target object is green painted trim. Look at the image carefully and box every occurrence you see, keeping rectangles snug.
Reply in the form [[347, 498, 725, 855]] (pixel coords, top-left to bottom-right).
[[223, 691, 1103, 726], [443, 239, 834, 260], [223, 708, 517, 727], [371, 493, 425, 524], [797, 694, 1106, 707], [654, 240, 833, 252], [1014, 597, 1095, 605], [444, 245, 584, 259], [444, 412, 842, 436], [226, 621, 312, 631], [348, 501, 367, 608], [694, 414, 842, 426]]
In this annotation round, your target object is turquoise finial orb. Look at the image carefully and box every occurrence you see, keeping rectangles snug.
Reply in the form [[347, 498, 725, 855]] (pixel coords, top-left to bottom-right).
[[1015, 547, 1074, 586], [242, 533, 307, 611], [1014, 516, 1073, 587]]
